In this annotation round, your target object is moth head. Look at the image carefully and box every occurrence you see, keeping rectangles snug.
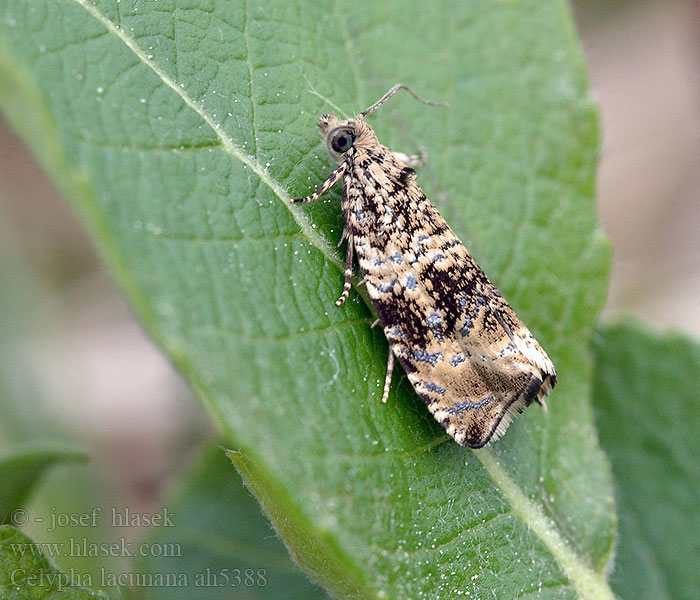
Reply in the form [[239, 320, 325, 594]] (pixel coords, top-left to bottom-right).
[[318, 113, 357, 158]]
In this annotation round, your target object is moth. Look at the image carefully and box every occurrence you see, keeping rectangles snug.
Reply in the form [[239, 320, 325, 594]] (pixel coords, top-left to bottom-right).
[[293, 85, 556, 448]]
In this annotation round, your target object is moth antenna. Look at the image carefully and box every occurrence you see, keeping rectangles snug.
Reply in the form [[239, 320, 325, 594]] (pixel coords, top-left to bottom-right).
[[303, 75, 350, 119], [360, 84, 448, 117]]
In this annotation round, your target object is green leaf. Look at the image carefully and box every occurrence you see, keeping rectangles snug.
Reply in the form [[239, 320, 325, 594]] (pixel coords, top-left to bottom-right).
[[0, 444, 87, 525], [0, 1, 614, 598], [593, 322, 700, 600], [0, 525, 109, 599], [135, 444, 328, 600]]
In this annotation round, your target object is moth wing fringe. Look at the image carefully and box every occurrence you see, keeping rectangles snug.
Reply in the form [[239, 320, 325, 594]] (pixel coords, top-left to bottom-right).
[[486, 372, 556, 446], [431, 368, 556, 448]]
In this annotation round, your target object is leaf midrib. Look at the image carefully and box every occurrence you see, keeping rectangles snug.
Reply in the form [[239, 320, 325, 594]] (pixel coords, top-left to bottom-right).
[[70, 2, 615, 598], [72, 0, 342, 274]]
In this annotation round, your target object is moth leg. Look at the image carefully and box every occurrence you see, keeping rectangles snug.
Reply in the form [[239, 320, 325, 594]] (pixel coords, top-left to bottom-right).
[[394, 149, 427, 169], [337, 229, 348, 247], [381, 350, 395, 404], [291, 162, 347, 203], [335, 233, 354, 307]]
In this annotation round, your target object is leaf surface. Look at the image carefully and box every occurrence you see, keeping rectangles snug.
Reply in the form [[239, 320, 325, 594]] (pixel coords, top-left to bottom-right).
[[0, 1, 614, 597], [593, 322, 700, 600]]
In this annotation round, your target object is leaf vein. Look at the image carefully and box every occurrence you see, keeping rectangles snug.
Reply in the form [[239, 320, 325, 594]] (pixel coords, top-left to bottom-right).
[[477, 450, 615, 600], [243, 0, 259, 158], [406, 510, 514, 558], [72, 0, 342, 274], [144, 232, 303, 244], [195, 316, 373, 344]]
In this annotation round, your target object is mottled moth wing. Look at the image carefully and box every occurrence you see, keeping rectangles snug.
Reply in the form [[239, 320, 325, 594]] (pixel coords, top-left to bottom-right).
[[362, 211, 555, 448], [342, 124, 556, 448]]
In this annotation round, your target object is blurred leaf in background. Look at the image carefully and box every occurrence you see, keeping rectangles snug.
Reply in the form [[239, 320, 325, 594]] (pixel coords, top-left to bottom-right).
[[135, 444, 328, 600], [593, 322, 700, 600], [0, 444, 86, 525], [0, 525, 108, 599]]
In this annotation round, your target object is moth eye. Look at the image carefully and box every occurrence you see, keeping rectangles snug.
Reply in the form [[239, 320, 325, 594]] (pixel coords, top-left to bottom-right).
[[329, 128, 356, 153]]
